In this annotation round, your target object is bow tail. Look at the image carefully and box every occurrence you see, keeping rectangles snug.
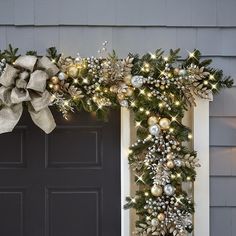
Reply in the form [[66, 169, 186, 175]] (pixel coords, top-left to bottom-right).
[[28, 105, 56, 134], [0, 104, 23, 134]]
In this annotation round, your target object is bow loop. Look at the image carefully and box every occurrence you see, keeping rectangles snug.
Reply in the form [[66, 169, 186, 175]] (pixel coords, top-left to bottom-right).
[[0, 55, 57, 134]]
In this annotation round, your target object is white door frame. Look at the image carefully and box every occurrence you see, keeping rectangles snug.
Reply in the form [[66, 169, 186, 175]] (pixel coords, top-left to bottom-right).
[[120, 97, 211, 236]]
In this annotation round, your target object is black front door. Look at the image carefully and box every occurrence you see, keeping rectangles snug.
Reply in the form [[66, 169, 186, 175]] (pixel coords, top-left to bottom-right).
[[0, 108, 121, 236]]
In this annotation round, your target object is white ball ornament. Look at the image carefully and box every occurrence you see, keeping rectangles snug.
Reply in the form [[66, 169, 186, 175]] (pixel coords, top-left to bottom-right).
[[151, 185, 163, 197], [151, 218, 159, 226], [159, 118, 171, 130], [179, 69, 187, 76], [119, 100, 128, 107], [131, 75, 144, 88], [149, 124, 161, 137], [174, 159, 182, 167], [147, 116, 158, 126], [164, 184, 175, 196], [58, 72, 68, 80]]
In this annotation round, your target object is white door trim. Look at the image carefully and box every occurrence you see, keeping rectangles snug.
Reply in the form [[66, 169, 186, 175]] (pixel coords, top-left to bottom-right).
[[193, 97, 211, 236], [121, 108, 131, 236]]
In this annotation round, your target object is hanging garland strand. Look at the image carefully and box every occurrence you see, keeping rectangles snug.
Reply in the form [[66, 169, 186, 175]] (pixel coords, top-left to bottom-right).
[[0, 44, 233, 236]]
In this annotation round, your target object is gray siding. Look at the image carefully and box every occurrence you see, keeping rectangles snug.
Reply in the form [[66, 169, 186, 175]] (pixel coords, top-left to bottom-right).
[[0, 0, 236, 235]]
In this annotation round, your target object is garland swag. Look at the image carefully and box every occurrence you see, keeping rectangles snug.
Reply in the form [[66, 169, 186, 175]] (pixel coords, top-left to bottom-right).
[[0, 44, 233, 236]]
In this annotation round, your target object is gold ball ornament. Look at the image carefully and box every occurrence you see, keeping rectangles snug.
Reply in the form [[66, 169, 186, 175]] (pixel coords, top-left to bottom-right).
[[159, 118, 171, 130], [50, 76, 59, 85], [166, 160, 175, 169], [117, 93, 125, 100], [157, 213, 165, 221], [124, 74, 132, 85], [125, 87, 134, 97], [173, 68, 180, 76], [53, 84, 60, 91], [110, 85, 118, 93], [148, 116, 158, 126], [166, 153, 174, 160], [68, 66, 79, 77], [151, 185, 163, 197]]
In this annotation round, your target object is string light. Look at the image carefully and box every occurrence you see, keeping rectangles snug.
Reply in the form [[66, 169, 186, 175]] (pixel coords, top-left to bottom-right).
[[135, 174, 145, 184], [83, 78, 88, 84], [188, 133, 193, 139], [144, 192, 149, 196], [177, 173, 181, 178], [169, 128, 174, 133], [139, 107, 144, 112], [135, 121, 142, 127], [131, 101, 136, 107], [187, 176, 192, 181], [203, 80, 208, 85], [128, 149, 133, 154], [175, 101, 180, 106], [145, 110, 150, 115], [158, 103, 163, 108], [209, 74, 215, 80], [73, 78, 78, 84]]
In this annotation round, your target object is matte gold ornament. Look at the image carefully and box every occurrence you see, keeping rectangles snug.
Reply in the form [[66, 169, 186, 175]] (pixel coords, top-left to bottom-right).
[[157, 213, 165, 221], [110, 85, 118, 93], [151, 185, 163, 197], [117, 93, 125, 100], [68, 66, 78, 77], [166, 160, 175, 169], [50, 76, 59, 85], [159, 118, 171, 129], [166, 153, 174, 160], [125, 87, 134, 96], [173, 68, 180, 76], [147, 116, 158, 126], [124, 74, 132, 85], [53, 84, 60, 91]]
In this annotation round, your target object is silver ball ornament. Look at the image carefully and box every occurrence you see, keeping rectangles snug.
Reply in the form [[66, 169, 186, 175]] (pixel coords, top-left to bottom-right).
[[149, 124, 161, 137], [131, 75, 144, 88], [179, 69, 187, 76], [174, 159, 182, 167], [151, 218, 159, 226], [151, 185, 163, 197], [119, 100, 128, 107], [164, 184, 175, 196], [58, 72, 68, 80]]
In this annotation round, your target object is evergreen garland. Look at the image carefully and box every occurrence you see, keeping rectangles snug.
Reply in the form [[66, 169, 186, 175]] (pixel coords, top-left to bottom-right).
[[0, 44, 233, 236]]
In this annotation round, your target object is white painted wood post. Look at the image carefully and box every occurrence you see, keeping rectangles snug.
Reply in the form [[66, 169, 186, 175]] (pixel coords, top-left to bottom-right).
[[121, 108, 131, 236], [193, 97, 211, 236]]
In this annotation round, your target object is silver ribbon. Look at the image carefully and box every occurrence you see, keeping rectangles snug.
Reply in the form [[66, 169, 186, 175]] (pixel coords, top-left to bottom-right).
[[0, 55, 59, 134]]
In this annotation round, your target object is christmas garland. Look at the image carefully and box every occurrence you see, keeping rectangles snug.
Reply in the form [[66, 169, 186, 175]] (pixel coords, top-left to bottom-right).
[[0, 44, 233, 236]]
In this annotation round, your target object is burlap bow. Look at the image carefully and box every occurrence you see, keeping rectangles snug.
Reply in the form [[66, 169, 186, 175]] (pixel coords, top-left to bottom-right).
[[0, 55, 59, 134]]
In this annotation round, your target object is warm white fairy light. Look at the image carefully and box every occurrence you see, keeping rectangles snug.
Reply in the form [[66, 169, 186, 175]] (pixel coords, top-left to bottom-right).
[[135, 121, 142, 127], [135, 174, 145, 184], [139, 107, 144, 112], [188, 133, 193, 139]]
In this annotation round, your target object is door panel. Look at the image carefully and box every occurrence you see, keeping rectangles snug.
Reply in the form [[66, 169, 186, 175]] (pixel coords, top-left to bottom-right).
[[0, 108, 121, 236]]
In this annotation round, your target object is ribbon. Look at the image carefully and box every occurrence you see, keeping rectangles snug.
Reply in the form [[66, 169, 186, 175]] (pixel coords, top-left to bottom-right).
[[0, 55, 59, 134]]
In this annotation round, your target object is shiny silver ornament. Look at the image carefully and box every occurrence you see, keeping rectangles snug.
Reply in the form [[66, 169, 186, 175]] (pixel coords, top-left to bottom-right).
[[151, 218, 159, 226], [119, 100, 128, 107], [179, 69, 187, 76], [58, 72, 68, 80], [164, 184, 175, 196], [131, 75, 144, 88], [151, 185, 163, 197], [149, 124, 161, 136], [174, 159, 182, 167]]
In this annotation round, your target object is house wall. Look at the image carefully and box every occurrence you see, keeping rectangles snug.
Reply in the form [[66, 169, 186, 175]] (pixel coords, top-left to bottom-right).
[[0, 0, 236, 235]]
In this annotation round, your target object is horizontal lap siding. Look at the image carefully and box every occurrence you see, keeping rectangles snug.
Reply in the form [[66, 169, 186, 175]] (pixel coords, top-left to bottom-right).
[[0, 0, 235, 235]]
